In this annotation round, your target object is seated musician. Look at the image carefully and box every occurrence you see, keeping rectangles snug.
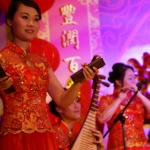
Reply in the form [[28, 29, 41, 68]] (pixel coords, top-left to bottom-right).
[[49, 91, 105, 150]]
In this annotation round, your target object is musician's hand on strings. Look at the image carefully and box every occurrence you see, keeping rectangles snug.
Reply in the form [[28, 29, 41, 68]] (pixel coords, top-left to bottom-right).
[[90, 128, 105, 150], [81, 63, 98, 82]]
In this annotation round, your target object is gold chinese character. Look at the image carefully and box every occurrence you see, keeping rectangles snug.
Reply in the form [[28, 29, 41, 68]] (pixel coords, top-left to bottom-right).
[[60, 4, 77, 25], [61, 30, 79, 49], [63, 56, 81, 72]]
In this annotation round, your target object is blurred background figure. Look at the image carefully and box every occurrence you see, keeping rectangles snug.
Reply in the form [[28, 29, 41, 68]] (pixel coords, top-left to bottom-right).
[[49, 90, 105, 150], [97, 63, 150, 150]]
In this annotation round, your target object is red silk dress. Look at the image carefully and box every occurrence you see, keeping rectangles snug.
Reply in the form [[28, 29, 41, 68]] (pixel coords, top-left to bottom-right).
[[99, 90, 150, 150], [0, 42, 57, 150], [53, 120, 81, 150]]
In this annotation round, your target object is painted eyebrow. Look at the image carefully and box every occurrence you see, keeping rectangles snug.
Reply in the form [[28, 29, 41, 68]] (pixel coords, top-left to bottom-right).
[[20, 12, 39, 18], [128, 75, 135, 78]]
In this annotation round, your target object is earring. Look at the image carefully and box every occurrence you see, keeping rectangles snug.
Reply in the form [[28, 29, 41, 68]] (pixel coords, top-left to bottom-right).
[[59, 110, 62, 113]]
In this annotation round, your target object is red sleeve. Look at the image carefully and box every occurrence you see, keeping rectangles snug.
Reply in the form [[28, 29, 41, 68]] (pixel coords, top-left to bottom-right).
[[98, 95, 113, 113]]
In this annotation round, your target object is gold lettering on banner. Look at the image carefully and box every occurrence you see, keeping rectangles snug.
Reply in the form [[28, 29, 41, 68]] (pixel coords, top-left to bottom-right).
[[61, 30, 79, 49], [60, 4, 77, 25], [63, 56, 81, 72]]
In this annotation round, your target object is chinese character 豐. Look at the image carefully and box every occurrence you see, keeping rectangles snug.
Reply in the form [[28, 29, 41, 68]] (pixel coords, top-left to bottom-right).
[[60, 4, 77, 25]]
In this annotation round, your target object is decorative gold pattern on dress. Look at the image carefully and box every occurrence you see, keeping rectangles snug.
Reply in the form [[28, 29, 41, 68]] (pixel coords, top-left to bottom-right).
[[53, 121, 74, 149], [10, 42, 34, 67], [0, 41, 52, 136], [99, 90, 150, 149], [22, 53, 33, 67]]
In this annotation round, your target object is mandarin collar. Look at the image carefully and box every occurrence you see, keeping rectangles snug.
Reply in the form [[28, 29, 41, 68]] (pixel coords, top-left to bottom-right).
[[6, 41, 30, 55], [60, 120, 71, 134]]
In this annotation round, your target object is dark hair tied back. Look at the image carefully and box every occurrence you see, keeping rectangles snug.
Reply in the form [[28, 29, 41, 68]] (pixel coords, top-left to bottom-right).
[[108, 63, 134, 87], [7, 0, 41, 20], [49, 101, 60, 117], [108, 71, 115, 83], [49, 87, 68, 117]]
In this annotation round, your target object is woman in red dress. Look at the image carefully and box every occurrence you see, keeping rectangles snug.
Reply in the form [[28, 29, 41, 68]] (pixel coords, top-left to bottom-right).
[[0, 0, 98, 150], [49, 95, 105, 150], [97, 63, 150, 150]]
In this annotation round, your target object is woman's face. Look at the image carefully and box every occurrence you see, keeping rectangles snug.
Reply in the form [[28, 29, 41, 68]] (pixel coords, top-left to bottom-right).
[[8, 4, 40, 42], [123, 68, 136, 87], [61, 98, 81, 121]]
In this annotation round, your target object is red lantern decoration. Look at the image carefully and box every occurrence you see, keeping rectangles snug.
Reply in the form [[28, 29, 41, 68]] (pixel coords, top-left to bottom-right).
[[35, 0, 55, 14], [31, 37, 60, 71], [0, 0, 55, 13], [0, 0, 10, 13]]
